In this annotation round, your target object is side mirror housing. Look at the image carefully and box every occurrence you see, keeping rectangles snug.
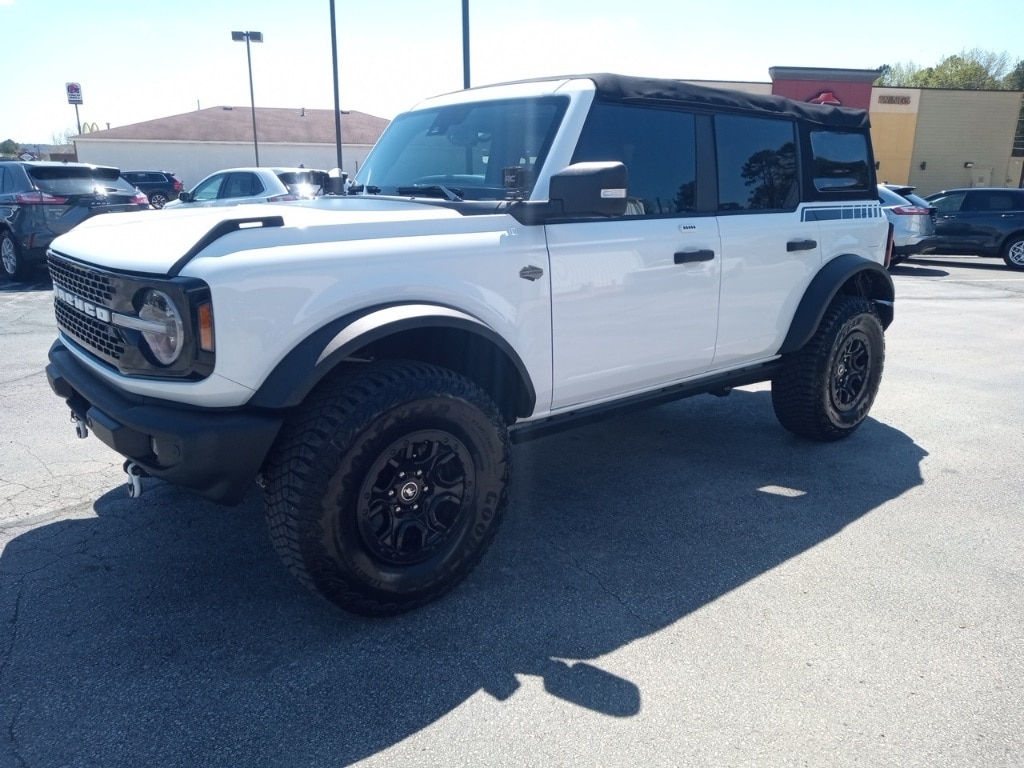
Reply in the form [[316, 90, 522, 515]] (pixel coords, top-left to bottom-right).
[[549, 161, 628, 218]]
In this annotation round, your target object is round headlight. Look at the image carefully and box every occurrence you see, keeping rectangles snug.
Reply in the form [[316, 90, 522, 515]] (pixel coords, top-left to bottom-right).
[[138, 289, 184, 365]]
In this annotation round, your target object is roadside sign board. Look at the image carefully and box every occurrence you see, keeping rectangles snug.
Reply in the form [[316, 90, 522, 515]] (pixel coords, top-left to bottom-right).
[[66, 82, 83, 105]]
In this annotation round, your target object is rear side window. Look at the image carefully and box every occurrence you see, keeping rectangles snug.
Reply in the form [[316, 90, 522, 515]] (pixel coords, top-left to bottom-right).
[[573, 102, 697, 216], [223, 173, 264, 198], [715, 115, 797, 211], [963, 190, 1024, 212], [809, 131, 871, 193]]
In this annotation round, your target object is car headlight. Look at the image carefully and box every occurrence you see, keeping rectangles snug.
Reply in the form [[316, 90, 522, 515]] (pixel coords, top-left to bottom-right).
[[138, 289, 184, 365]]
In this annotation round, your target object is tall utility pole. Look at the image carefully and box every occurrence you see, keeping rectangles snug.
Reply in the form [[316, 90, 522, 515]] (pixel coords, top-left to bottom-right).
[[462, 0, 471, 89], [330, 0, 344, 173], [231, 30, 264, 166]]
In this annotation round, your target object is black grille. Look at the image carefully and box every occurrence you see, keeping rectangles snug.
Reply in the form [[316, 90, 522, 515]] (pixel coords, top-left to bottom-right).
[[48, 255, 116, 305], [54, 301, 126, 361]]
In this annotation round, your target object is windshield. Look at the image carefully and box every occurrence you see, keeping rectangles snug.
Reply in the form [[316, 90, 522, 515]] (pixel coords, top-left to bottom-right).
[[353, 96, 568, 200]]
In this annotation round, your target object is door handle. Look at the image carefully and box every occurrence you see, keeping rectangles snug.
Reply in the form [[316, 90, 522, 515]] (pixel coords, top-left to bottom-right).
[[674, 249, 715, 264], [787, 239, 818, 252]]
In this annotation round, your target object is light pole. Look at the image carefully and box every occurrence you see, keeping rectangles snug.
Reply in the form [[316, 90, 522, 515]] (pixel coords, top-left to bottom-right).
[[231, 30, 263, 166]]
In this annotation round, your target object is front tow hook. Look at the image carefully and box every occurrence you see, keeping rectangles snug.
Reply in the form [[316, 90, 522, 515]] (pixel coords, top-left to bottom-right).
[[123, 460, 149, 498]]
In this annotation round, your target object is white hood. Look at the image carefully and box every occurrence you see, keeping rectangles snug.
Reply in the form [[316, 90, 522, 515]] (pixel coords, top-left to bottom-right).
[[48, 198, 478, 276]]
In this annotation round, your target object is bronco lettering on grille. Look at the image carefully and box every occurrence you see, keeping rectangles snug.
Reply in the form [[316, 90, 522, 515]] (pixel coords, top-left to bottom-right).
[[54, 286, 113, 323]]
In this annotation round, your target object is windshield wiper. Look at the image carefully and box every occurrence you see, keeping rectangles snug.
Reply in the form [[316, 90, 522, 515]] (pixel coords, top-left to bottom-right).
[[395, 184, 464, 201], [347, 184, 381, 194]]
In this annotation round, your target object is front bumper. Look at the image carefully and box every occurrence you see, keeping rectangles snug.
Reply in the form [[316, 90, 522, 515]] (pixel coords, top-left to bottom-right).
[[46, 341, 284, 505]]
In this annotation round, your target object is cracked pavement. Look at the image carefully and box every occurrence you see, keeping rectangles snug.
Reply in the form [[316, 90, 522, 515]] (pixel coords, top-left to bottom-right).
[[2, 259, 1024, 768]]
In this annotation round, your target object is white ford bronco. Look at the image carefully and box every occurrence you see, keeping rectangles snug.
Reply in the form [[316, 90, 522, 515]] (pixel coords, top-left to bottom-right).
[[46, 74, 894, 615]]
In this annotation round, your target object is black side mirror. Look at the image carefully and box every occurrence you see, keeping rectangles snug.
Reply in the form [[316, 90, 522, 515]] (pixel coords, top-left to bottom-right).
[[549, 161, 628, 218]]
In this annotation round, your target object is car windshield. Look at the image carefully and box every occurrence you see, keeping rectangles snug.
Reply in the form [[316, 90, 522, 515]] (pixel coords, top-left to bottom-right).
[[28, 166, 135, 196], [352, 96, 568, 200]]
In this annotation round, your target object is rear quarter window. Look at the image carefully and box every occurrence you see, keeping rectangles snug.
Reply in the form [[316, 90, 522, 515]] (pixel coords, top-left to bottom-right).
[[810, 131, 871, 193]]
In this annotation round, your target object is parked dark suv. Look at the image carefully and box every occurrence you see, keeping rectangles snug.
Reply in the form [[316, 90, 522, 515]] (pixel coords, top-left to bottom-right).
[[121, 170, 183, 209], [923, 187, 1024, 270], [0, 161, 150, 282]]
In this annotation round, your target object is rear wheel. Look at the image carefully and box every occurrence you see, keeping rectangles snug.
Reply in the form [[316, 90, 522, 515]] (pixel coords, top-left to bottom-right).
[[262, 361, 510, 616], [772, 296, 885, 442], [1, 231, 29, 282], [1002, 235, 1024, 270], [148, 191, 169, 208]]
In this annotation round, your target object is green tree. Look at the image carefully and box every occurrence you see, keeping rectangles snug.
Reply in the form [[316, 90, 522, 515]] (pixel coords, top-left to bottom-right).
[[0, 138, 20, 156], [877, 48, 1021, 90], [1003, 60, 1024, 90]]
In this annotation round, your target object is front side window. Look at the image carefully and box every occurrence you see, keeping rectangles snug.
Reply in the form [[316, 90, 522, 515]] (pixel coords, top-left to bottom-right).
[[192, 174, 226, 202], [716, 115, 797, 211], [928, 192, 966, 213], [810, 131, 871, 192], [572, 102, 697, 216], [354, 96, 567, 200]]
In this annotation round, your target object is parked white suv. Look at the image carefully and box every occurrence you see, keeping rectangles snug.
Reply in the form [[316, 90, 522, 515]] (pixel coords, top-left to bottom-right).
[[45, 74, 893, 616]]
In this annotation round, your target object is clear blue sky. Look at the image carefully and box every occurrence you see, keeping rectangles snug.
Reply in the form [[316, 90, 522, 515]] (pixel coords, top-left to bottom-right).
[[1, 0, 1020, 144]]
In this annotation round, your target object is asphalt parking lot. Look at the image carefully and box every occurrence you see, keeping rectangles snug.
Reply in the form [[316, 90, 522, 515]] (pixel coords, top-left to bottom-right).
[[2, 255, 1023, 768]]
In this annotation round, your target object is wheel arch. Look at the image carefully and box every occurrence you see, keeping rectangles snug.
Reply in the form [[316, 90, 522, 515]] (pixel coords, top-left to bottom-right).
[[999, 229, 1024, 253], [779, 254, 894, 355], [248, 303, 537, 421]]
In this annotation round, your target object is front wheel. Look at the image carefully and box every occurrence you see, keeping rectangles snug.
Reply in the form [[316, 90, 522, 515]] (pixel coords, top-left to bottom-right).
[[262, 361, 510, 616], [772, 296, 885, 442], [1002, 235, 1024, 270]]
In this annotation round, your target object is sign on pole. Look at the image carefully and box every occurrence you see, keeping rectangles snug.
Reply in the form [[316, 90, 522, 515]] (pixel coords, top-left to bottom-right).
[[66, 82, 83, 105]]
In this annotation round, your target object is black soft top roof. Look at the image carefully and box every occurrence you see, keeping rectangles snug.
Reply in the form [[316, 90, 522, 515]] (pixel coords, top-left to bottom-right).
[[494, 72, 871, 131]]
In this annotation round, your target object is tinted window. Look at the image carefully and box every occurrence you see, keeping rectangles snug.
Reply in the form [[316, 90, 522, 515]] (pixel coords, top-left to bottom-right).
[[810, 131, 871, 192], [278, 171, 326, 197], [26, 165, 134, 196], [964, 190, 1024, 212], [877, 185, 910, 206], [715, 115, 797, 211], [928, 192, 966, 213], [223, 172, 264, 198], [573, 102, 697, 216]]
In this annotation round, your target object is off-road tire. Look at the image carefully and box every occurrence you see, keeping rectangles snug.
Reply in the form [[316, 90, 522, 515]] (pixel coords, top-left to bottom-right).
[[771, 295, 885, 442], [1002, 234, 1024, 270], [262, 360, 510, 616]]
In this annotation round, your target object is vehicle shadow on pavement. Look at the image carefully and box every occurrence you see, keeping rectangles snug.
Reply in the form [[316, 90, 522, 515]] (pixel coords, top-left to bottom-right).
[[0, 389, 926, 767], [901, 257, 1011, 273]]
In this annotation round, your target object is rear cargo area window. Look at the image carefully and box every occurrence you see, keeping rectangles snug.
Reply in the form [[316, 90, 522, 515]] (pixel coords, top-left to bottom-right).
[[810, 131, 871, 192]]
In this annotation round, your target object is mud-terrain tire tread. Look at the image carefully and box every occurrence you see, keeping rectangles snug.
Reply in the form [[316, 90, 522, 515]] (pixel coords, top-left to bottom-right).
[[262, 360, 510, 616], [771, 295, 885, 442]]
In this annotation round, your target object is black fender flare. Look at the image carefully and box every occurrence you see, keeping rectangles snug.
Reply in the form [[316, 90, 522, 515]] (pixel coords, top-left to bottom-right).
[[248, 302, 537, 412], [778, 254, 894, 355]]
